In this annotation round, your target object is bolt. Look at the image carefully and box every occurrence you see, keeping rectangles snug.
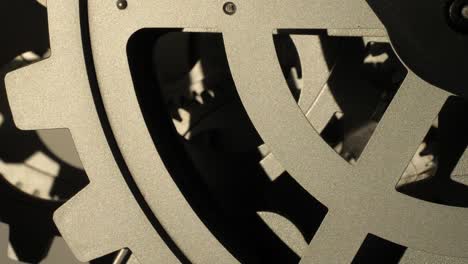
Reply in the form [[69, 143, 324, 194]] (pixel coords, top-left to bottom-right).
[[462, 5, 468, 19], [223, 2, 237, 15], [116, 0, 128, 10], [448, 0, 468, 33]]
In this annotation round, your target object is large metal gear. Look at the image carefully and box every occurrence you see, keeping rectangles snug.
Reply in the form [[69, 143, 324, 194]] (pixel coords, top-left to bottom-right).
[[3, 0, 468, 263], [0, 1, 93, 263]]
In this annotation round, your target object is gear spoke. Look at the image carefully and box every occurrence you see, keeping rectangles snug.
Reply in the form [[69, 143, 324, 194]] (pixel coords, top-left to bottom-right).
[[292, 35, 331, 113], [224, 30, 350, 205], [357, 73, 451, 190], [305, 84, 340, 133]]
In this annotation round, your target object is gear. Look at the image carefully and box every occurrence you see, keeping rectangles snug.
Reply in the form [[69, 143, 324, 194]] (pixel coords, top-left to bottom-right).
[[0, 1, 91, 262], [0, 55, 89, 263], [4, 0, 468, 263], [7, 1, 237, 262], [222, 5, 468, 263]]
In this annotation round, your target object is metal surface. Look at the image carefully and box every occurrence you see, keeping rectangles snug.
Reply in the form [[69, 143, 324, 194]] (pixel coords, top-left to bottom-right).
[[0, 1, 93, 262], [4, 0, 467, 263], [225, 32, 466, 262]]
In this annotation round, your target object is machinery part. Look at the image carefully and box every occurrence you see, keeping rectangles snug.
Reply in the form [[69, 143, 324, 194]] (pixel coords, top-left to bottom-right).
[[222, 6, 467, 264], [0, 1, 71, 261], [366, 0, 468, 97], [8, 1, 236, 262], [156, 32, 329, 261], [0, 58, 88, 263], [0, 1, 111, 263], [4, 0, 468, 263], [1, 54, 87, 202]]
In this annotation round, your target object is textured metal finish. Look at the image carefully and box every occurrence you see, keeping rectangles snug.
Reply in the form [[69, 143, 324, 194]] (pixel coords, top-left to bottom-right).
[[7, 1, 178, 263], [224, 31, 467, 262], [86, 2, 237, 263], [4, 0, 467, 263], [0, 1, 91, 262]]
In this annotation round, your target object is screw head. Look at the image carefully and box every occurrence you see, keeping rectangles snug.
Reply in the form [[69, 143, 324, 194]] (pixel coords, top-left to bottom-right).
[[462, 5, 468, 19], [448, 0, 468, 33], [223, 2, 237, 15], [116, 0, 128, 10]]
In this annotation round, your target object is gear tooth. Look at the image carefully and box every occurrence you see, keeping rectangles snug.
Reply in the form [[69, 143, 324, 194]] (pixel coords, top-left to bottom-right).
[[5, 0, 87, 132], [5, 61, 65, 130], [54, 186, 126, 262]]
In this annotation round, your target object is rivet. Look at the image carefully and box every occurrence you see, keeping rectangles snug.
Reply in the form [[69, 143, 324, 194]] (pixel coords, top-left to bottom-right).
[[117, 0, 128, 10], [461, 5, 468, 19], [223, 2, 237, 15]]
